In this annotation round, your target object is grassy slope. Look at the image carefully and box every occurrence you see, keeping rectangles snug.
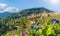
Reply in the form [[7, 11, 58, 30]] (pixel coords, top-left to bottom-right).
[[3, 13, 60, 36]]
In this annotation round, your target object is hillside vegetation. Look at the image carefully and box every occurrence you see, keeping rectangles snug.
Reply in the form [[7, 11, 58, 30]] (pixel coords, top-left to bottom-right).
[[5, 7, 53, 20], [0, 7, 60, 36]]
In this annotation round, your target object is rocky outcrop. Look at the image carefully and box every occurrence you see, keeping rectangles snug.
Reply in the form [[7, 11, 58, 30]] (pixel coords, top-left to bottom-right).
[[27, 12, 60, 18]]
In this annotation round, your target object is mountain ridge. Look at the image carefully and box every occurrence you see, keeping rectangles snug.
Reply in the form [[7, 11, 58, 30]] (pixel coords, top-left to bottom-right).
[[0, 12, 11, 18], [0, 7, 53, 18]]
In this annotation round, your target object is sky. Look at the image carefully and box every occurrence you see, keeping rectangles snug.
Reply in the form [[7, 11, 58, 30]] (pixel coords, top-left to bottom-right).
[[0, 0, 60, 13]]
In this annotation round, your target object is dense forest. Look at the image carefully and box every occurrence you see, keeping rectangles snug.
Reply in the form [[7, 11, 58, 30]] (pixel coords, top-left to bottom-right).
[[0, 7, 60, 36]]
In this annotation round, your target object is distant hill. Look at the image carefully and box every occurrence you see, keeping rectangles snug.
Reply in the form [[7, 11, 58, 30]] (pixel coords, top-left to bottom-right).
[[5, 7, 53, 20], [0, 12, 11, 18], [19, 7, 53, 16]]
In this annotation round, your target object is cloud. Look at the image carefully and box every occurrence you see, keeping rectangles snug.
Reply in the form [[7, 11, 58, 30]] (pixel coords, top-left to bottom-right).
[[44, 0, 60, 5], [0, 3, 20, 13], [0, 3, 7, 8], [4, 7, 20, 13], [16, 8, 20, 12]]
